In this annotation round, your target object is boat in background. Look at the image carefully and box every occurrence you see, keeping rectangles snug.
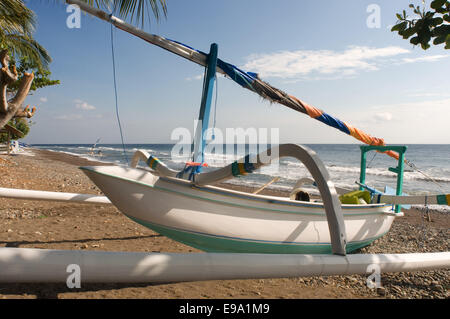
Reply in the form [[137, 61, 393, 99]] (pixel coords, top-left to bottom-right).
[[88, 138, 103, 157]]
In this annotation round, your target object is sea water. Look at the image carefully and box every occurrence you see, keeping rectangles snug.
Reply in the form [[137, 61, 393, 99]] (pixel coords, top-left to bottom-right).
[[32, 143, 450, 212]]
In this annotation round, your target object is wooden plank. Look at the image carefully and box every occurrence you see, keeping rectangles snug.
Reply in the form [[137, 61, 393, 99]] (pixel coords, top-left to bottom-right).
[[4, 124, 24, 138]]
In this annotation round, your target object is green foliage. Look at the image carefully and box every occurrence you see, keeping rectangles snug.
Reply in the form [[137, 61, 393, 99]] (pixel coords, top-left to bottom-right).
[[7, 56, 60, 93], [391, 0, 450, 50], [0, 0, 35, 37], [12, 118, 30, 137], [0, 118, 30, 142]]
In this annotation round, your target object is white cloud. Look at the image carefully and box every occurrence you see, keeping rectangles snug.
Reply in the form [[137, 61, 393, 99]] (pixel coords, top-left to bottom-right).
[[185, 74, 203, 81], [54, 114, 83, 121], [40, 97, 48, 103], [401, 55, 448, 64], [374, 112, 393, 122], [74, 99, 96, 110], [242, 46, 410, 79]]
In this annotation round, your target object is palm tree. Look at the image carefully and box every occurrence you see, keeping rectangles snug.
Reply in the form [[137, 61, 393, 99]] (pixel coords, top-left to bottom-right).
[[0, 0, 51, 70], [0, 0, 46, 130]]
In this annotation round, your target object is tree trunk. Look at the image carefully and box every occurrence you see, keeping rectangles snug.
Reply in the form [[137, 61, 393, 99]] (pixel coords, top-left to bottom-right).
[[0, 50, 35, 130]]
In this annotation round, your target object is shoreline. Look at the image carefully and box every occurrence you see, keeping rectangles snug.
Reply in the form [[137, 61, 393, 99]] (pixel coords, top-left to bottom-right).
[[0, 148, 448, 299]]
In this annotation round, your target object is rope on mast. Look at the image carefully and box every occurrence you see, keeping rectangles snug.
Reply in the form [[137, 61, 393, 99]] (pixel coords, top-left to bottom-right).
[[110, 13, 128, 165]]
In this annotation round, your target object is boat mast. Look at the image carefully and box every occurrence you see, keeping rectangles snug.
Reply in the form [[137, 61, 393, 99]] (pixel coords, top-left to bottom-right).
[[192, 43, 218, 169]]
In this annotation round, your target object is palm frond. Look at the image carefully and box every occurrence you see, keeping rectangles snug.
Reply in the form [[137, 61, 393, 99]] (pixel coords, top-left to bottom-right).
[[116, 0, 167, 26], [63, 0, 167, 27], [1, 34, 52, 71], [0, 0, 36, 36]]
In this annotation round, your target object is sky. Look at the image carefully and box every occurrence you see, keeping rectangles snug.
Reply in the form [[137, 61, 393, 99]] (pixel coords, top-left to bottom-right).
[[21, 0, 450, 144]]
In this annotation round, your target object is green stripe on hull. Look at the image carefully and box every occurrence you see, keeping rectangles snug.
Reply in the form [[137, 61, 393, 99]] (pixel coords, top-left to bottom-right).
[[128, 216, 385, 254]]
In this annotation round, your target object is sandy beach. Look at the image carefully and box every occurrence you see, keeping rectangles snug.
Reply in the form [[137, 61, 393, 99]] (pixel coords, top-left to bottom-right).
[[0, 148, 448, 299]]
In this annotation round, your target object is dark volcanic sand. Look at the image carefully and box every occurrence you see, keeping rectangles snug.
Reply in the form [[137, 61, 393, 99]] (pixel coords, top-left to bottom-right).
[[0, 149, 448, 299]]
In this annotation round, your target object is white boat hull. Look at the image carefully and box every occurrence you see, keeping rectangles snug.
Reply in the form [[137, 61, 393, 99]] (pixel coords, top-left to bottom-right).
[[82, 166, 397, 254]]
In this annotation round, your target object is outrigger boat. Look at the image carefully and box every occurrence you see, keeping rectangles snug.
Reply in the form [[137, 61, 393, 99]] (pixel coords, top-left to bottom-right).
[[82, 147, 394, 255], [0, 0, 448, 285], [66, 1, 448, 256]]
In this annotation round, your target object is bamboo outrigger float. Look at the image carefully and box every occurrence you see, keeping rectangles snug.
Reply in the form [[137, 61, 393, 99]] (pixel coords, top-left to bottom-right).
[[0, 0, 448, 284], [0, 187, 111, 205], [0, 247, 448, 284]]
